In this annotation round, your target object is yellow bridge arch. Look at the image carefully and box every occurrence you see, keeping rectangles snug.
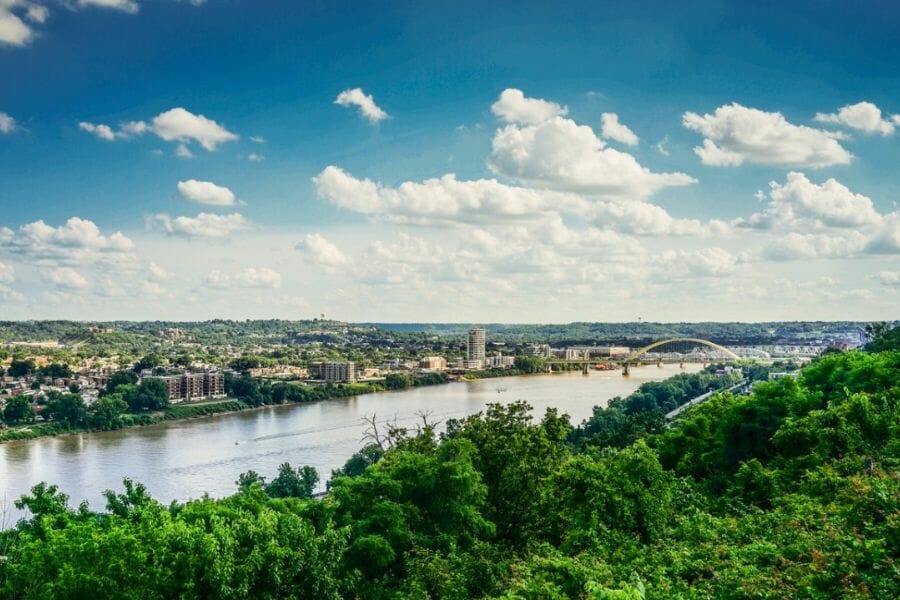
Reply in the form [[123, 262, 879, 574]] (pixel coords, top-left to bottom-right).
[[622, 337, 740, 364]]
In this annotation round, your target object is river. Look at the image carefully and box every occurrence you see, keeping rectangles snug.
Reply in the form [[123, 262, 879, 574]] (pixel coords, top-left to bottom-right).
[[0, 365, 699, 523]]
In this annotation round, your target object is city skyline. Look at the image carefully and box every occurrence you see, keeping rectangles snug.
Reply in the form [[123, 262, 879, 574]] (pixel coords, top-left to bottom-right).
[[1, 1, 899, 322]]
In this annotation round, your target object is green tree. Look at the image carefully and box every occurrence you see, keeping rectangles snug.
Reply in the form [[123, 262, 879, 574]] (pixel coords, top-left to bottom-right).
[[2, 395, 32, 424], [45, 391, 88, 426], [89, 394, 127, 429], [8, 358, 35, 378], [266, 463, 319, 498]]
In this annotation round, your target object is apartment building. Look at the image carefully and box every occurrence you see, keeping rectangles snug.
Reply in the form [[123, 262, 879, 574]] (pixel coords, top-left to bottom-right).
[[307, 361, 357, 383], [159, 372, 226, 403]]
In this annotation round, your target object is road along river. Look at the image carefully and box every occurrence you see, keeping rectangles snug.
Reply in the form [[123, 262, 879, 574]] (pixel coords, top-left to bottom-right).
[[0, 365, 700, 522]]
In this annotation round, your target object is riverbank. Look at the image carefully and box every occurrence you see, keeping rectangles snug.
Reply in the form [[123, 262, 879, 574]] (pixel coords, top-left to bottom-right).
[[0, 400, 250, 443], [0, 372, 455, 444]]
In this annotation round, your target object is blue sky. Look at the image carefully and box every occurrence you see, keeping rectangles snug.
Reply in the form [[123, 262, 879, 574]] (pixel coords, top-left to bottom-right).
[[1, 0, 899, 321]]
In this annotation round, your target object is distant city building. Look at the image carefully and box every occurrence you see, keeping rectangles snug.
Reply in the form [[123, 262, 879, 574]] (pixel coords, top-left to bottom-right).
[[418, 356, 448, 370], [486, 354, 516, 369], [523, 343, 552, 358], [467, 327, 486, 364], [308, 361, 357, 383], [159, 372, 225, 403]]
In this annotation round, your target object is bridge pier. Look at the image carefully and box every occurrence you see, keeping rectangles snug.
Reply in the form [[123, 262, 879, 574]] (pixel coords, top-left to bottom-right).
[[623, 363, 630, 376], [582, 361, 589, 375]]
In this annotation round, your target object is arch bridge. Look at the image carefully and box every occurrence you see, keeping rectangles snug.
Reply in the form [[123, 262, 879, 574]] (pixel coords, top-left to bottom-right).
[[620, 337, 741, 375]]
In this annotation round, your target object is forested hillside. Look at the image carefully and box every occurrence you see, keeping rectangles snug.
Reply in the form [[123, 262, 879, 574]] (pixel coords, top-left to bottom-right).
[[1, 337, 897, 598]]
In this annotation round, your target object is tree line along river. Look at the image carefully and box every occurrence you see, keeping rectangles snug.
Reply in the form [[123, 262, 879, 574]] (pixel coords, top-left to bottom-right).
[[0, 365, 700, 523]]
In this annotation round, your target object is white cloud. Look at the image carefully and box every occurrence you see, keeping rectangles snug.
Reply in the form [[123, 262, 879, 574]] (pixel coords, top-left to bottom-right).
[[591, 201, 730, 237], [148, 212, 250, 238], [206, 267, 282, 289], [151, 107, 238, 150], [177, 179, 237, 206], [335, 88, 389, 124], [25, 3, 47, 22], [655, 135, 670, 156], [763, 231, 868, 261], [249, 135, 265, 143], [0, 260, 14, 283], [79, 121, 116, 141], [656, 247, 739, 278], [872, 270, 900, 286], [79, 107, 237, 152], [313, 165, 582, 224], [600, 112, 639, 146], [175, 143, 193, 158], [0, 217, 134, 265], [148, 262, 172, 280], [736, 172, 883, 230], [491, 88, 568, 125], [815, 101, 896, 136], [683, 103, 852, 168], [0, 1, 34, 46], [247, 152, 264, 162], [489, 112, 695, 200], [865, 212, 900, 255], [77, 0, 138, 13], [296, 233, 351, 270], [44, 267, 88, 289], [0, 111, 16, 133]]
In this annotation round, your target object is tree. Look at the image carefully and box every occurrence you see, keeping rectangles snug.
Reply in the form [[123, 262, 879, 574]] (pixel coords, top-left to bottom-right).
[[133, 353, 165, 373], [8, 359, 35, 378], [2, 395, 32, 424], [236, 470, 266, 492], [105, 370, 138, 395], [138, 377, 169, 410], [266, 463, 318, 498], [45, 391, 88, 426], [89, 394, 127, 429]]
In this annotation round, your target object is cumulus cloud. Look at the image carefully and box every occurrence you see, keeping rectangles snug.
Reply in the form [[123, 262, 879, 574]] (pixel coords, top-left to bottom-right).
[[736, 172, 883, 230], [656, 247, 740, 278], [150, 107, 238, 150], [489, 111, 695, 200], [313, 165, 583, 224], [491, 88, 568, 125], [148, 212, 250, 238], [600, 112, 639, 146], [0, 217, 134, 265], [79, 107, 238, 152], [591, 201, 730, 237], [683, 103, 852, 168], [77, 0, 138, 13], [0, 111, 17, 133], [206, 267, 282, 288], [148, 262, 172, 280], [296, 233, 351, 270], [177, 179, 237, 206], [0, 260, 14, 283], [79, 121, 116, 141], [865, 213, 900, 255], [763, 231, 868, 261], [44, 267, 88, 289], [0, 1, 35, 46], [872, 270, 900, 286], [335, 88, 389, 124], [247, 152, 264, 162], [815, 101, 897, 136]]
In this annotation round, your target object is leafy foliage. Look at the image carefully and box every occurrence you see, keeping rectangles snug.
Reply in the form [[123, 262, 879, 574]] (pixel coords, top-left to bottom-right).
[[1, 347, 897, 598]]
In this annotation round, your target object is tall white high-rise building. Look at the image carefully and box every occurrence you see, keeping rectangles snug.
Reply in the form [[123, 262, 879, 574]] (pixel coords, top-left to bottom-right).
[[467, 326, 486, 366]]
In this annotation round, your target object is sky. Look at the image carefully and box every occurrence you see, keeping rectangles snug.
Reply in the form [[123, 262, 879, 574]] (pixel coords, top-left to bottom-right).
[[0, 0, 899, 322]]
